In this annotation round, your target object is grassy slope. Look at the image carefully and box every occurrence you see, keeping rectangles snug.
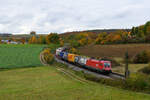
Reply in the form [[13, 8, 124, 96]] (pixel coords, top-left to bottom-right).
[[0, 44, 45, 68], [0, 66, 150, 100], [112, 57, 148, 74]]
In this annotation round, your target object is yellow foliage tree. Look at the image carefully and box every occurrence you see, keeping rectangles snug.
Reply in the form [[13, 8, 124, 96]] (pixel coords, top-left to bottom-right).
[[95, 32, 107, 44], [43, 48, 54, 64], [105, 33, 113, 42], [112, 34, 122, 42], [59, 38, 64, 46], [76, 32, 92, 46], [70, 47, 79, 54], [38, 36, 44, 44], [146, 26, 150, 35], [28, 36, 37, 44]]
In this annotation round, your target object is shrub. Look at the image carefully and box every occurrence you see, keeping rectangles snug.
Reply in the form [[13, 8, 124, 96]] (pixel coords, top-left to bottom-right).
[[84, 72, 150, 93], [125, 74, 149, 91], [42, 48, 54, 64], [133, 50, 150, 63], [70, 40, 80, 48], [69, 47, 80, 54], [84, 73, 101, 82], [138, 63, 150, 74]]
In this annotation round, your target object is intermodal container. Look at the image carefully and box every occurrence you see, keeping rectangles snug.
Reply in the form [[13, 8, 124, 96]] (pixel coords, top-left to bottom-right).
[[63, 52, 68, 60], [78, 57, 89, 65], [68, 53, 77, 62], [59, 52, 64, 58]]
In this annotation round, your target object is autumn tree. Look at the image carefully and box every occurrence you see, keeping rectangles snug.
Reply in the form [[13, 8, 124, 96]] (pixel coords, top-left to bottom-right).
[[146, 26, 150, 35], [87, 32, 97, 40], [95, 32, 107, 44], [144, 21, 150, 35], [70, 40, 80, 48], [69, 47, 79, 54], [105, 33, 114, 43], [131, 27, 135, 36], [59, 38, 64, 46], [111, 34, 122, 42], [28, 36, 37, 44], [21, 38, 25, 44], [75, 32, 93, 46], [46, 33, 60, 44], [30, 31, 36, 35], [38, 35, 46, 44]]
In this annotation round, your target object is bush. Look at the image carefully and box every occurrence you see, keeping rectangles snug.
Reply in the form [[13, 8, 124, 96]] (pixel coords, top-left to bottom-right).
[[125, 74, 149, 91], [138, 63, 150, 74], [133, 50, 150, 63], [42, 48, 54, 64], [83, 72, 150, 93], [69, 47, 80, 54], [84, 73, 101, 82], [70, 40, 80, 48]]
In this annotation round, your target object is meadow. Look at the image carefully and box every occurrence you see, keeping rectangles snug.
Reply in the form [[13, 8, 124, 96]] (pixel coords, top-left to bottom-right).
[[0, 66, 150, 100], [0, 44, 45, 69]]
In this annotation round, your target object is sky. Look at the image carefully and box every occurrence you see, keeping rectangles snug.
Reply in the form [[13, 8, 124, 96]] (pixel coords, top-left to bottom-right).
[[0, 0, 149, 34]]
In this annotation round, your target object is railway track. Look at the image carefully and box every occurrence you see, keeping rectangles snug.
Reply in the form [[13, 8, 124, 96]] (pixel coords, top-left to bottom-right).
[[40, 51, 125, 80], [56, 67, 90, 84], [54, 56, 125, 80]]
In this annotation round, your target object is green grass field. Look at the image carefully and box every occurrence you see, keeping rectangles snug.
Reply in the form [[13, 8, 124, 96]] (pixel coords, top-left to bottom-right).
[[0, 66, 150, 100], [0, 44, 45, 68]]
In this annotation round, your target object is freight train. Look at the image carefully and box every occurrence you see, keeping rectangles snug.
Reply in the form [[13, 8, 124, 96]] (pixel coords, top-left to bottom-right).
[[56, 47, 112, 74]]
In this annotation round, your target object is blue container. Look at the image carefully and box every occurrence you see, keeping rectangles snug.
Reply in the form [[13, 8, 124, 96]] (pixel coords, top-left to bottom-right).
[[59, 52, 64, 58], [63, 52, 68, 60]]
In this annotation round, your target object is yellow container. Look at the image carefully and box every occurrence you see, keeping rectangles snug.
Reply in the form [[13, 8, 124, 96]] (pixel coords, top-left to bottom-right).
[[68, 53, 77, 62]]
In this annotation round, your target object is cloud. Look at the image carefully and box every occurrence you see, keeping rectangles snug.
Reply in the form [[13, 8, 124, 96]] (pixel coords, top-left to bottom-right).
[[0, 0, 150, 34]]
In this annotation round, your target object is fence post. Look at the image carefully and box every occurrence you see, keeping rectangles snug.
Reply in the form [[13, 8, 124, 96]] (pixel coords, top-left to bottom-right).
[[125, 51, 130, 78]]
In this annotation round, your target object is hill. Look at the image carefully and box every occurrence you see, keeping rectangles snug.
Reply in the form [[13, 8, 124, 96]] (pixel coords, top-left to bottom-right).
[[60, 29, 131, 37]]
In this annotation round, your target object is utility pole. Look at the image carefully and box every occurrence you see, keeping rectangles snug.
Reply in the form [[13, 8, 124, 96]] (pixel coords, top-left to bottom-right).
[[125, 51, 130, 78]]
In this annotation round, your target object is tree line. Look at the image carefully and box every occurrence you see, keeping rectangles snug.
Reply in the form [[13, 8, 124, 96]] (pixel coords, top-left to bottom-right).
[[1, 21, 150, 46]]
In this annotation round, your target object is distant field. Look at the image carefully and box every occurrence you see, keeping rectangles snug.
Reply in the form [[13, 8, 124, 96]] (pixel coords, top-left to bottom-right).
[[78, 44, 150, 58], [0, 44, 45, 68], [0, 66, 150, 100]]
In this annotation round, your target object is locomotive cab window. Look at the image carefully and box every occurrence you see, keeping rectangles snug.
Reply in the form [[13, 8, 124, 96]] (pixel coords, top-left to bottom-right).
[[104, 63, 110, 67]]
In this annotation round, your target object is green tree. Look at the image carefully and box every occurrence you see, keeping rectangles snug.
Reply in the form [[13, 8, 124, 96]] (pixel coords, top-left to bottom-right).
[[144, 21, 150, 35], [46, 33, 60, 44], [30, 31, 36, 35], [0, 37, 1, 44], [131, 27, 135, 35], [135, 27, 139, 35]]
